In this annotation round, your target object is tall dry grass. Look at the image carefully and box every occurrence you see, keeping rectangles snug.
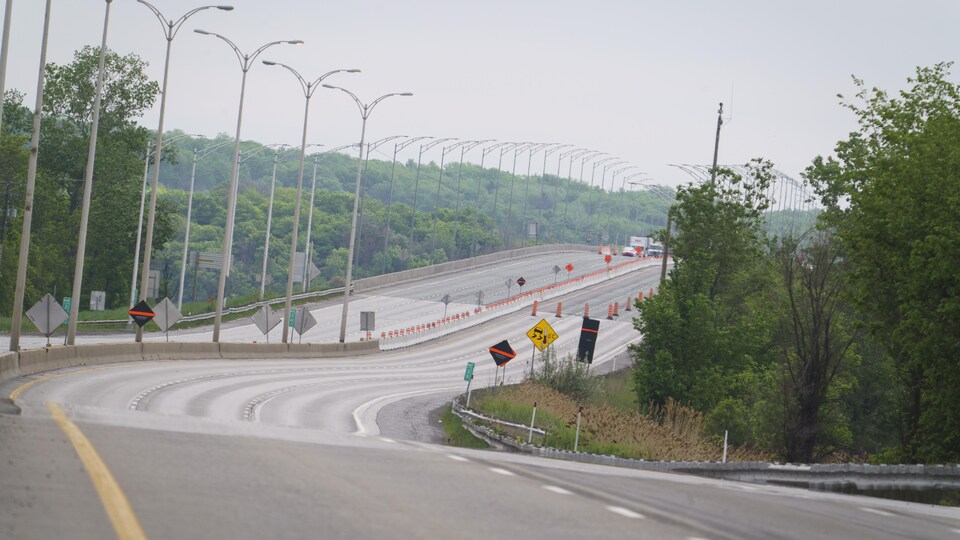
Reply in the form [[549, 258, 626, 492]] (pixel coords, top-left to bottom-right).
[[477, 383, 767, 462]]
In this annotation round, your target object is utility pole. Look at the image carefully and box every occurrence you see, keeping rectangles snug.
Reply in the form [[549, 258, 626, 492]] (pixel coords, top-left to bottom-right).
[[710, 102, 723, 186], [660, 210, 671, 284]]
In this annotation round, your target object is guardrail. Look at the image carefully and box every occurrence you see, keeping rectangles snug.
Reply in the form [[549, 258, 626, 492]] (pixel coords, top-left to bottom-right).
[[76, 286, 347, 327]]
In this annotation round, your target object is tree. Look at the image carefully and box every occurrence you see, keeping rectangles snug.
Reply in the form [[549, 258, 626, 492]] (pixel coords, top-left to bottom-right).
[[633, 160, 776, 417], [805, 63, 960, 462], [30, 46, 166, 309], [774, 230, 862, 462]]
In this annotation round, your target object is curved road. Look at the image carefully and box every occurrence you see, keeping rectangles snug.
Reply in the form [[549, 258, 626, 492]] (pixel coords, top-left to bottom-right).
[[2, 251, 958, 539]]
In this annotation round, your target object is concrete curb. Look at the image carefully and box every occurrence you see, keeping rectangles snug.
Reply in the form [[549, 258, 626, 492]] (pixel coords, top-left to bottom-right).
[[1, 340, 381, 382], [454, 402, 960, 488]]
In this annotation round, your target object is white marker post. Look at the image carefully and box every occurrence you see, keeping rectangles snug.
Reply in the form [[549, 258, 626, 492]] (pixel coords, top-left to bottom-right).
[[528, 401, 538, 444], [574, 406, 583, 452]]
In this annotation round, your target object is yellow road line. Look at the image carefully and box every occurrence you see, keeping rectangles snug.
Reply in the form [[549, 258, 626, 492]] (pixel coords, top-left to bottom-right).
[[47, 402, 148, 540]]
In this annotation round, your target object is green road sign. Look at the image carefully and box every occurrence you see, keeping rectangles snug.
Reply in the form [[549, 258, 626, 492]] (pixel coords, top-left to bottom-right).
[[464, 361, 475, 381], [288, 308, 296, 327]]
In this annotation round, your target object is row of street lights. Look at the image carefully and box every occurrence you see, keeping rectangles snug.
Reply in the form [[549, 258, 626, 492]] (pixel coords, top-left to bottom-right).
[[4, 0, 413, 349], [3, 1, 662, 349]]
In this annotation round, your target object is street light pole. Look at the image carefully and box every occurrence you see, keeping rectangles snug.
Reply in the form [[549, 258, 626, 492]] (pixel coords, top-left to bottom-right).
[[322, 84, 412, 343], [178, 140, 234, 309], [411, 138, 453, 262], [66, 0, 112, 345], [9, 0, 52, 353], [520, 143, 551, 248], [129, 132, 199, 323], [258, 145, 299, 301], [429, 139, 462, 263], [557, 148, 589, 243], [355, 135, 404, 269], [134, 1, 233, 343], [470, 142, 509, 257], [196, 30, 301, 342], [0, 0, 14, 129], [383, 136, 429, 274], [506, 143, 535, 249], [301, 144, 352, 290], [263, 62, 360, 343], [450, 140, 491, 258], [539, 143, 570, 243]]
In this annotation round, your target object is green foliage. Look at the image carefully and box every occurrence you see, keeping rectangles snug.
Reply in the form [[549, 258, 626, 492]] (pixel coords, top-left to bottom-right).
[[0, 47, 164, 315], [805, 63, 960, 462], [532, 349, 600, 403], [440, 408, 488, 449], [633, 161, 778, 415]]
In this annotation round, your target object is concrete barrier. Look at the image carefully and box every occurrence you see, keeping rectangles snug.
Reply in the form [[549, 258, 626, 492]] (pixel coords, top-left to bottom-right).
[[75, 343, 143, 366], [354, 244, 594, 293], [0, 339, 383, 384], [18, 346, 77, 376], [0, 352, 19, 380], [142, 342, 222, 360], [219, 342, 288, 359]]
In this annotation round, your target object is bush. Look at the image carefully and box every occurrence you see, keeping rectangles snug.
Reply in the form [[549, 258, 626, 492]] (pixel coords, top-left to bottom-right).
[[532, 348, 600, 403]]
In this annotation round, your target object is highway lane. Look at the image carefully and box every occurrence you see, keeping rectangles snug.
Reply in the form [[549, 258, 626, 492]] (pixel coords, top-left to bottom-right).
[[0, 249, 635, 349], [6, 250, 956, 538], [3, 406, 958, 540]]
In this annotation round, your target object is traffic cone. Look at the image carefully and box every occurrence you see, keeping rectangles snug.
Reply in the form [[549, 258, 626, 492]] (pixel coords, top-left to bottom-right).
[[625, 297, 631, 311], [531, 300, 539, 316], [638, 291, 644, 302], [584, 303, 589, 317], [607, 303, 614, 319], [649, 287, 654, 297], [613, 301, 620, 317], [555, 302, 563, 318]]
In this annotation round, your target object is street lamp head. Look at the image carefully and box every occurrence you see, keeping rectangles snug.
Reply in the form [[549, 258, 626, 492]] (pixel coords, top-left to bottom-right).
[[346, 69, 361, 73], [288, 40, 304, 45], [194, 29, 212, 35], [399, 92, 414, 96], [262, 60, 277, 66], [217, 6, 234, 10]]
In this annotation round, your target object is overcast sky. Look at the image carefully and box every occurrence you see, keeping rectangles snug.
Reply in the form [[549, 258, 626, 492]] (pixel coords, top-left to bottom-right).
[[3, 0, 958, 188]]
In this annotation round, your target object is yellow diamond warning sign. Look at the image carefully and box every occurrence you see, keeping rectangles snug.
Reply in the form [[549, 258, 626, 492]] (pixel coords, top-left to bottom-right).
[[526, 318, 559, 351]]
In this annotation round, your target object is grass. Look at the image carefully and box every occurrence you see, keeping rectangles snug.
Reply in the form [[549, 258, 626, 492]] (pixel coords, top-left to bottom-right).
[[468, 377, 769, 462], [440, 407, 488, 449]]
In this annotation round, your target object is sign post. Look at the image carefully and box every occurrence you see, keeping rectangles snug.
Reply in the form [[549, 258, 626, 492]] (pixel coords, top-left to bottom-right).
[[463, 361, 475, 408], [552, 265, 561, 285], [577, 316, 600, 365], [525, 318, 559, 378], [488, 339, 516, 387], [152, 298, 182, 342], [440, 293, 451, 319], [293, 306, 317, 343], [127, 300, 156, 333], [25, 294, 69, 346], [61, 297, 72, 345]]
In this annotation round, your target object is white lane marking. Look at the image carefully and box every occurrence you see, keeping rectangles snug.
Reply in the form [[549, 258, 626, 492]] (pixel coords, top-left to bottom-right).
[[352, 386, 461, 436], [860, 507, 895, 517], [607, 506, 644, 519], [379, 437, 396, 444], [446, 455, 469, 462], [542, 485, 573, 495], [489, 467, 516, 476]]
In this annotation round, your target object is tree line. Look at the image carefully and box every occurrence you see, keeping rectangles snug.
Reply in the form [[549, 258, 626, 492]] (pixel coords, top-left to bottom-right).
[[632, 64, 960, 464]]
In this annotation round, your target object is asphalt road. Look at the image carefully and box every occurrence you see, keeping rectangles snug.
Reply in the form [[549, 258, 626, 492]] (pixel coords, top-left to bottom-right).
[[2, 250, 959, 539]]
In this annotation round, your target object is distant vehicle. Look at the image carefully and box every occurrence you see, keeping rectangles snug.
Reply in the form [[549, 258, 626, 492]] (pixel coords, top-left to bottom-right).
[[621, 246, 637, 257], [646, 247, 663, 257]]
